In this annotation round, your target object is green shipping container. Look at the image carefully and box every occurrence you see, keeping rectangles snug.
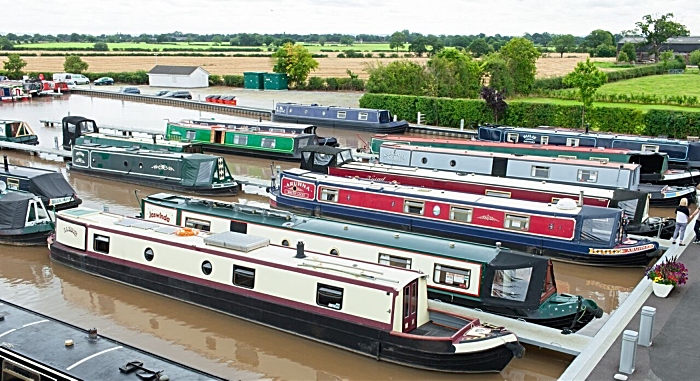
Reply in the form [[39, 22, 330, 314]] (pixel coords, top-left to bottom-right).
[[244, 72, 266, 90], [264, 73, 288, 90]]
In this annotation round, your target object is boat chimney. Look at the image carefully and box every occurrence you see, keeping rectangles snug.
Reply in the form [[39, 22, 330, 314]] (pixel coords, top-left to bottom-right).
[[3, 155, 7, 171], [496, 242, 502, 250], [578, 191, 584, 207], [88, 328, 98, 340], [152, 135, 157, 145], [295, 240, 306, 259]]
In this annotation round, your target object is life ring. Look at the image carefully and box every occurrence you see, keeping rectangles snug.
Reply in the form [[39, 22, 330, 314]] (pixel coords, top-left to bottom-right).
[[175, 227, 199, 236]]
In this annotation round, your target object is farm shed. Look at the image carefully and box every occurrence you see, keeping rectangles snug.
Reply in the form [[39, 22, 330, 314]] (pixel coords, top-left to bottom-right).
[[147, 65, 209, 88], [617, 36, 700, 61]]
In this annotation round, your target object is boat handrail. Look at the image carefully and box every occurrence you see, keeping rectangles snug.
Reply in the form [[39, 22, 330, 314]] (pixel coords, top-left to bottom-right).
[[298, 260, 398, 283]]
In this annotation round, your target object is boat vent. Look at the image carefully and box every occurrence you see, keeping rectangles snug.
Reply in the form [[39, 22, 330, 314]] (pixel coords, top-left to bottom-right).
[[204, 231, 269, 252], [555, 198, 578, 210]]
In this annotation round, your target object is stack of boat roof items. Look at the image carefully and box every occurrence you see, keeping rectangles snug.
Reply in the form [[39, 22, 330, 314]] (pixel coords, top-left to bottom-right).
[[50, 207, 526, 373]]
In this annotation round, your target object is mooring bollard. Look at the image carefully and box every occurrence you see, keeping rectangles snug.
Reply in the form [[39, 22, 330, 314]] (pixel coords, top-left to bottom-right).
[[638, 306, 656, 347], [619, 330, 638, 374]]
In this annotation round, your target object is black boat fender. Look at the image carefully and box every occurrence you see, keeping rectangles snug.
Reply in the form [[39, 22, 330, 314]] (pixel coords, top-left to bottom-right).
[[505, 342, 526, 359]]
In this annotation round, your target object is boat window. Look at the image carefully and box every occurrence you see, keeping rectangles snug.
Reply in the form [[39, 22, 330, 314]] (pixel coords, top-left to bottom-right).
[[270, 128, 285, 133], [313, 152, 333, 166], [491, 267, 533, 302], [330, 248, 339, 255], [261, 137, 276, 148], [566, 138, 580, 147], [144, 248, 154, 262], [404, 200, 424, 215], [558, 155, 577, 159], [433, 264, 470, 289], [450, 206, 473, 223], [580, 217, 616, 242], [94, 234, 110, 254], [36, 202, 48, 220], [642, 144, 660, 153], [485, 190, 511, 198], [230, 221, 247, 234], [337, 111, 346, 119], [551, 197, 561, 204], [7, 178, 19, 190], [577, 169, 599, 183], [233, 265, 256, 289], [201, 260, 213, 275], [338, 149, 354, 163], [540, 136, 549, 145], [185, 217, 211, 232], [504, 214, 530, 231], [530, 165, 550, 179], [449, 160, 456, 167], [2, 359, 41, 381], [358, 112, 369, 121], [27, 203, 36, 223], [185, 130, 196, 141], [317, 284, 343, 310], [379, 253, 412, 269], [506, 133, 518, 143], [379, 111, 390, 123], [233, 134, 248, 145], [320, 188, 338, 202], [589, 157, 607, 161]]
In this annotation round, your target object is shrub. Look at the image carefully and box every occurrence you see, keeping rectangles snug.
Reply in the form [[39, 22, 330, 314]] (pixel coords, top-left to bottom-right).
[[390, 53, 399, 58], [208, 74, 222, 86], [222, 75, 244, 87], [617, 52, 629, 62], [378, 52, 386, 58], [690, 49, 700, 66]]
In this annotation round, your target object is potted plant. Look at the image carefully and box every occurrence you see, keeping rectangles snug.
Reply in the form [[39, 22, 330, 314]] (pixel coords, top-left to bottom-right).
[[646, 255, 689, 297]]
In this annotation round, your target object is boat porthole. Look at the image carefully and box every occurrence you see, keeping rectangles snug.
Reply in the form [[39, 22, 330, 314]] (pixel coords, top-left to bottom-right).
[[433, 205, 441, 216], [123, 161, 128, 167], [144, 248, 154, 262], [282, 239, 290, 246], [450, 160, 456, 167], [421, 157, 428, 164], [330, 248, 339, 256], [139, 163, 143, 169], [201, 260, 213, 275]]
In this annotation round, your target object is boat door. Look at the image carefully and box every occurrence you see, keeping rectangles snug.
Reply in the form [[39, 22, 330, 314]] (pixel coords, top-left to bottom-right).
[[212, 129, 225, 144], [402, 279, 418, 333]]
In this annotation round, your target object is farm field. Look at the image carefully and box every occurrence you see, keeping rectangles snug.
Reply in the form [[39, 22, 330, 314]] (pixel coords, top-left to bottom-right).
[[594, 73, 700, 98], [516, 97, 700, 112], [14, 42, 407, 52]]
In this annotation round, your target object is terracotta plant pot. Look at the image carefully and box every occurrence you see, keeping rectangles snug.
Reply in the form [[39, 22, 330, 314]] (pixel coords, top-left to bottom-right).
[[652, 282, 674, 298]]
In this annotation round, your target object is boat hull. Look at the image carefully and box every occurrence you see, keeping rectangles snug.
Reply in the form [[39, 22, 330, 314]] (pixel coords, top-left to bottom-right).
[[49, 243, 518, 373], [199, 143, 302, 161], [273, 114, 409, 134], [0, 229, 52, 246]]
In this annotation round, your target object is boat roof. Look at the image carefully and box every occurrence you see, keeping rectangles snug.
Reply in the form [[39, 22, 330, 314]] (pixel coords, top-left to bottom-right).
[[382, 143, 640, 170], [340, 162, 620, 198], [277, 102, 388, 112], [79, 133, 198, 148], [184, 117, 316, 130], [0, 299, 226, 380], [454, 139, 661, 156], [285, 168, 619, 217], [170, 121, 315, 137], [144, 193, 511, 264], [75, 143, 219, 159], [0, 164, 56, 179], [489, 125, 694, 145], [59, 208, 423, 288]]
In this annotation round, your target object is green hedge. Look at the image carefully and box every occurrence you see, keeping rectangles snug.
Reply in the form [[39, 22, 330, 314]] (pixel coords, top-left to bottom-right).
[[359, 93, 700, 137], [297, 76, 365, 91], [538, 89, 700, 107]]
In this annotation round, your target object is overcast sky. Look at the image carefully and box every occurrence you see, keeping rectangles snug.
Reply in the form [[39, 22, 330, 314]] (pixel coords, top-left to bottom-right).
[[3, 0, 699, 37]]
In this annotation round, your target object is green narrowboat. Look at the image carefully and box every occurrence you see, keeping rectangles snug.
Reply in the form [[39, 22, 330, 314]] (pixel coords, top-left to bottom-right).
[[68, 144, 239, 196], [165, 120, 318, 160], [0, 181, 53, 246], [0, 120, 39, 145]]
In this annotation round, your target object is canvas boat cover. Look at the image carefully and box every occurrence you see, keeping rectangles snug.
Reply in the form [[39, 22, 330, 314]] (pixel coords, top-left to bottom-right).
[[0, 191, 31, 230], [480, 250, 551, 310], [29, 172, 76, 200], [300, 145, 354, 173], [181, 155, 219, 186]]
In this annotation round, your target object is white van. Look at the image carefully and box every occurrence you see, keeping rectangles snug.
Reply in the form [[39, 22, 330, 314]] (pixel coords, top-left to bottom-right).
[[53, 73, 90, 85]]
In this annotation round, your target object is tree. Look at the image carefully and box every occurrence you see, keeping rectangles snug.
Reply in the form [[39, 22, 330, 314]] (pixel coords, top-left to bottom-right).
[[617, 51, 630, 62], [621, 42, 637, 62], [364, 60, 427, 95], [0, 37, 14, 50], [212, 36, 222, 46], [318, 37, 326, 46], [263, 35, 275, 46], [93, 42, 108, 51], [409, 36, 428, 57], [468, 38, 492, 57], [3, 54, 27, 79], [482, 53, 515, 96], [690, 49, 700, 66], [229, 37, 239, 46], [594, 44, 617, 57], [500, 37, 540, 95], [551, 34, 576, 58], [563, 58, 608, 129], [659, 50, 674, 67], [480, 87, 508, 123], [634, 13, 689, 62], [425, 49, 482, 98], [69, 33, 81, 42], [272, 43, 319, 87], [156, 34, 169, 43], [339, 36, 354, 46], [583, 29, 614, 49], [63, 55, 89, 73], [425, 35, 444, 57], [389, 31, 407, 52]]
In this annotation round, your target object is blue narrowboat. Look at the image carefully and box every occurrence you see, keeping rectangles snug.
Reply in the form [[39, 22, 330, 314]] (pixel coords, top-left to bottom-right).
[[477, 125, 700, 170], [272, 102, 409, 133]]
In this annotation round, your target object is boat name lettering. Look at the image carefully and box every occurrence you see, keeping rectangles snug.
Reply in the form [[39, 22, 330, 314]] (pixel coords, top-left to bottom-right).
[[148, 212, 171, 223], [381, 151, 406, 163], [63, 226, 78, 237], [76, 151, 85, 157], [152, 164, 175, 172], [282, 179, 315, 199], [588, 244, 655, 255], [477, 215, 499, 222], [75, 158, 85, 164], [523, 134, 538, 143]]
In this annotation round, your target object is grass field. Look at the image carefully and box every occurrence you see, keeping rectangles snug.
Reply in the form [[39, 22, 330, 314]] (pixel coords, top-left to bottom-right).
[[15, 42, 407, 52], [516, 97, 700, 112], [595, 73, 700, 97]]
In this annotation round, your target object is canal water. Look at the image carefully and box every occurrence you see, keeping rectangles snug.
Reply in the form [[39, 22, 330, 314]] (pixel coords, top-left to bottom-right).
[[0, 94, 662, 380]]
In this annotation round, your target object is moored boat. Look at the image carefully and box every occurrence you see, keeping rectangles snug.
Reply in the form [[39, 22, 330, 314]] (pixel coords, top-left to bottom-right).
[[67, 144, 239, 196], [0, 155, 82, 211], [0, 181, 53, 246], [272, 102, 409, 133], [142, 192, 604, 330], [270, 169, 661, 267], [0, 299, 228, 381], [50, 207, 525, 373], [0, 119, 39, 145]]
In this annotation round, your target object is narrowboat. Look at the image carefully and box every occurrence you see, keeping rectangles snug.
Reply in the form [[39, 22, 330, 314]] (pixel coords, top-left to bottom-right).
[[0, 155, 82, 211], [299, 146, 675, 239], [180, 117, 339, 146], [165, 119, 321, 160], [0, 181, 53, 246], [50, 207, 525, 373], [62, 116, 203, 153], [0, 85, 31, 102], [477, 124, 700, 170], [0, 299, 228, 381], [376, 143, 696, 207], [68, 144, 239, 196], [272, 102, 409, 133], [369, 134, 700, 185], [142, 192, 604, 330], [270, 169, 661, 267], [0, 120, 39, 145]]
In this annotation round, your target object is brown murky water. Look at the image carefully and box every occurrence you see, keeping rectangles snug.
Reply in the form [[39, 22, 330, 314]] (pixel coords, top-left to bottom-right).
[[0, 94, 665, 380]]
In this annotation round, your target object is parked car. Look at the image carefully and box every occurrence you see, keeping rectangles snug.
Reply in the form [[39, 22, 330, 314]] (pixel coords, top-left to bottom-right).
[[154, 90, 170, 96], [120, 87, 141, 94], [94, 77, 114, 86], [53, 73, 90, 85], [164, 91, 192, 99], [65, 80, 77, 90]]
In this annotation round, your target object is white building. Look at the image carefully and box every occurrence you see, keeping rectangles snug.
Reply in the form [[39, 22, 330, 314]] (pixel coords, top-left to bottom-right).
[[147, 65, 210, 88]]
